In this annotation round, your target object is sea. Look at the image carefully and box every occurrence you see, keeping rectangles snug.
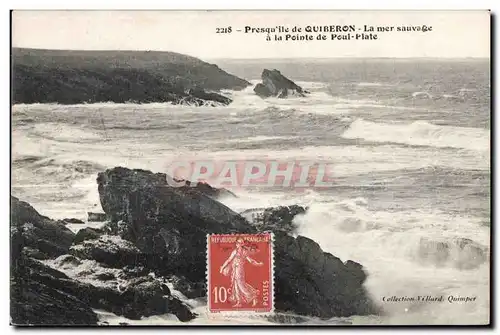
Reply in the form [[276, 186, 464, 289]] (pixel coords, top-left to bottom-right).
[[11, 58, 490, 325]]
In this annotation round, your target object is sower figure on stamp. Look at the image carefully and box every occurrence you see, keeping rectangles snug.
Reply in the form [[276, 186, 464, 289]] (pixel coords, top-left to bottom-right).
[[219, 238, 263, 307]]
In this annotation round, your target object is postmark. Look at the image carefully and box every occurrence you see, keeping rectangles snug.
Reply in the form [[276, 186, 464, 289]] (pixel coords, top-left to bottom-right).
[[207, 232, 274, 314]]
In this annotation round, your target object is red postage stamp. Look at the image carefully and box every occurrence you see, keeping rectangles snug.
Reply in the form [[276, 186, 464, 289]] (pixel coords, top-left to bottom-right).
[[207, 232, 274, 313]]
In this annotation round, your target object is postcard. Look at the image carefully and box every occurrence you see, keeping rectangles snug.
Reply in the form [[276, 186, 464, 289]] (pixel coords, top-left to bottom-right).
[[10, 10, 490, 326]]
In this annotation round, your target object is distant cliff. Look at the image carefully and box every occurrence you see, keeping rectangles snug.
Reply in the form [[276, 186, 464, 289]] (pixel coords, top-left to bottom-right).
[[12, 48, 251, 105]]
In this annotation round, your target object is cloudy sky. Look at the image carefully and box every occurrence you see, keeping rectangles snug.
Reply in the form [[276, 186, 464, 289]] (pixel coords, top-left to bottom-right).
[[12, 10, 490, 59]]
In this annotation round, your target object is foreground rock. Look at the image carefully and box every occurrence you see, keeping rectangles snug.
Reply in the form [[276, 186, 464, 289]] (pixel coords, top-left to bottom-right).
[[254, 69, 308, 98], [14, 255, 194, 323], [49, 254, 195, 321], [10, 195, 194, 324], [172, 88, 232, 107], [97, 167, 377, 319], [97, 167, 251, 282], [70, 235, 144, 268], [60, 218, 85, 224], [174, 178, 237, 199], [11, 196, 75, 259], [73, 227, 103, 244], [11, 169, 377, 323], [11, 198, 96, 325], [11, 256, 98, 325]]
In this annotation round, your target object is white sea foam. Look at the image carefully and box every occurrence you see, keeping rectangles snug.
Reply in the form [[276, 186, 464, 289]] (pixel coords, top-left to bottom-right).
[[219, 191, 490, 325], [226, 135, 299, 143], [296, 201, 490, 325], [342, 119, 490, 152], [357, 82, 395, 88], [412, 91, 433, 99], [12, 137, 489, 219], [32, 123, 102, 142], [226, 80, 394, 115]]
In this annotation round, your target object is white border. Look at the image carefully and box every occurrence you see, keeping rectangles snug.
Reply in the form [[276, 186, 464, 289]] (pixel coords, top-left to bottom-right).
[[3, 0, 499, 10]]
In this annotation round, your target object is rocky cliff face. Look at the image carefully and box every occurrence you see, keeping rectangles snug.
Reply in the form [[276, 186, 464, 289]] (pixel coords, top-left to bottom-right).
[[254, 69, 309, 98], [95, 167, 251, 282], [11, 167, 378, 324], [10, 195, 194, 325], [12, 48, 250, 106]]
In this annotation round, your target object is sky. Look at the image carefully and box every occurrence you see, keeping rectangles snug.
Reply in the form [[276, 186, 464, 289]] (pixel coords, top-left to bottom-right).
[[12, 10, 490, 59]]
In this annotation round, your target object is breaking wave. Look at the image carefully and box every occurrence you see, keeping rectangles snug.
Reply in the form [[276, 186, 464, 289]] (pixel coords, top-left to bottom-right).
[[342, 119, 489, 152]]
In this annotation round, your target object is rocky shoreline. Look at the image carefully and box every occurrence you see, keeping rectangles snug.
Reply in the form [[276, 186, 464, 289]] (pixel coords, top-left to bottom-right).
[[13, 49, 317, 106], [11, 167, 378, 325], [13, 48, 250, 106]]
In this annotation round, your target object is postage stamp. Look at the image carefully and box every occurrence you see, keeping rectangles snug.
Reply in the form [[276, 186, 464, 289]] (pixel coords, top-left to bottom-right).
[[207, 232, 274, 313]]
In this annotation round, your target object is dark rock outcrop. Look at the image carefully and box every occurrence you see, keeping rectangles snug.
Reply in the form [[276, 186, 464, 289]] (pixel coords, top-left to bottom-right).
[[180, 179, 237, 199], [88, 212, 107, 222], [21, 247, 50, 260], [54, 254, 83, 268], [254, 83, 274, 98], [11, 167, 376, 323], [10, 207, 97, 326], [61, 218, 85, 224], [11, 277, 98, 325], [97, 167, 251, 282], [167, 275, 206, 300], [11, 196, 75, 259], [73, 227, 103, 244], [96, 167, 377, 319], [170, 90, 233, 107], [174, 87, 232, 107], [11, 256, 98, 325], [254, 69, 309, 98], [69, 234, 171, 272], [69, 235, 144, 269], [13, 255, 194, 323], [121, 265, 150, 279], [11, 195, 195, 324], [95, 272, 116, 281], [274, 233, 374, 317]]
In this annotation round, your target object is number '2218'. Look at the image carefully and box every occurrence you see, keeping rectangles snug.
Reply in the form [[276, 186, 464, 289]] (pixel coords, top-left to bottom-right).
[[216, 27, 232, 33]]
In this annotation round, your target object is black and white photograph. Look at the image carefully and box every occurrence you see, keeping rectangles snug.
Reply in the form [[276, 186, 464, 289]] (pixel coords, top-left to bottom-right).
[[10, 10, 491, 326]]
